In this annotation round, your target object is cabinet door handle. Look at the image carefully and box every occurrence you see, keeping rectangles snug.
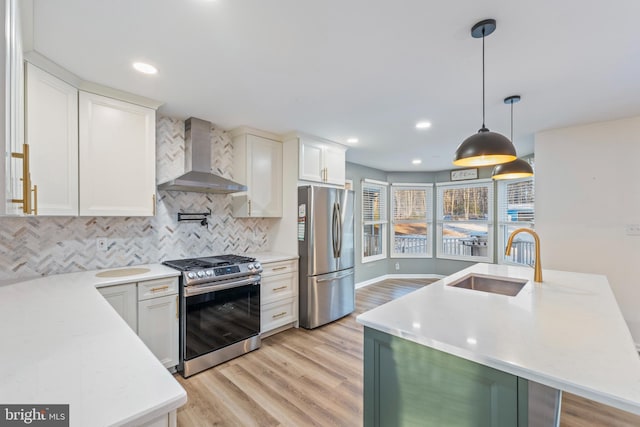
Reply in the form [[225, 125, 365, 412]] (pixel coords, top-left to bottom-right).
[[152, 194, 156, 216], [176, 295, 179, 319], [32, 185, 38, 216], [151, 285, 169, 292], [248, 199, 252, 216], [11, 143, 36, 214], [272, 266, 287, 271], [272, 286, 287, 291], [272, 311, 287, 319]]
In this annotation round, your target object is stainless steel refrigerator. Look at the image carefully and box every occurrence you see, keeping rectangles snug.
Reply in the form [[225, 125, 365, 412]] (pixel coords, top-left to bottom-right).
[[298, 185, 355, 329]]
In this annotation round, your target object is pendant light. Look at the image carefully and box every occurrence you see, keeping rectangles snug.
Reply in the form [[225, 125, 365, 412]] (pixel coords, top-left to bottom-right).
[[453, 19, 517, 167], [492, 95, 534, 180]]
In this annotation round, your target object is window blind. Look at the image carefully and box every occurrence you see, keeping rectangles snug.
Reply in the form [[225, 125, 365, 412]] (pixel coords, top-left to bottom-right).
[[392, 184, 432, 222], [390, 183, 433, 258], [497, 178, 535, 224], [436, 180, 493, 221], [362, 180, 388, 224]]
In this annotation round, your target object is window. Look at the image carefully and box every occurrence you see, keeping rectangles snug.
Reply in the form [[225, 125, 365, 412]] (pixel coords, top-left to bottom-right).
[[391, 184, 433, 258], [362, 179, 388, 262], [436, 179, 494, 262], [497, 177, 535, 265]]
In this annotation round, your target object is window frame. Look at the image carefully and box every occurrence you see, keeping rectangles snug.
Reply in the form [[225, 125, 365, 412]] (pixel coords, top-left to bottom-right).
[[497, 177, 535, 266], [435, 179, 494, 263], [390, 183, 433, 259], [361, 178, 389, 263]]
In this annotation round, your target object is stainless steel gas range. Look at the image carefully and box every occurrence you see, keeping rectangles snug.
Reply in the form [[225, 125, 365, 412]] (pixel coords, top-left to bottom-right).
[[163, 254, 262, 377]]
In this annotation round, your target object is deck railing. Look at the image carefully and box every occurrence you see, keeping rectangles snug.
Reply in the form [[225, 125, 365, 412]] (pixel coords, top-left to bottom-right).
[[386, 235, 535, 265]]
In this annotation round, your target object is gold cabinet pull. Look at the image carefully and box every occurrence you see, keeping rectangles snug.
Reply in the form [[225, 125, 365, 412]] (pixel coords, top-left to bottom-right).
[[272, 311, 287, 319], [151, 285, 170, 292], [248, 199, 252, 216], [272, 266, 287, 271], [11, 144, 36, 214], [152, 194, 156, 216], [272, 285, 287, 291], [32, 185, 38, 216]]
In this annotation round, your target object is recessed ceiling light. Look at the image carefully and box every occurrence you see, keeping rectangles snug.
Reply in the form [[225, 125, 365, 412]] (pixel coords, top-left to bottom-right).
[[133, 62, 158, 75], [415, 121, 431, 129], [347, 138, 359, 143], [412, 159, 422, 165]]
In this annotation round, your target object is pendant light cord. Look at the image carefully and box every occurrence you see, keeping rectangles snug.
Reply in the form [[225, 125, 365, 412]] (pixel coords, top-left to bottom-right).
[[482, 27, 486, 129], [510, 99, 514, 141]]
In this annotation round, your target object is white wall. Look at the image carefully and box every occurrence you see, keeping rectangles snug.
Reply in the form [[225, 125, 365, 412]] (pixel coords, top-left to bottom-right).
[[535, 116, 640, 346]]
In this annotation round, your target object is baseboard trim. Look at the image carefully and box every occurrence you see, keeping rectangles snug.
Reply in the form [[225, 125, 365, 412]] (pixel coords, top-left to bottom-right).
[[355, 273, 445, 289]]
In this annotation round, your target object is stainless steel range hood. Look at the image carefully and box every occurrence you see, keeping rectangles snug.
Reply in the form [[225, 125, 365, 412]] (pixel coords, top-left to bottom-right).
[[158, 117, 247, 194]]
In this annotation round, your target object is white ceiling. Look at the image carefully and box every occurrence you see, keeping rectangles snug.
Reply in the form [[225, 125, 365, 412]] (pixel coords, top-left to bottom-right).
[[29, 0, 640, 171]]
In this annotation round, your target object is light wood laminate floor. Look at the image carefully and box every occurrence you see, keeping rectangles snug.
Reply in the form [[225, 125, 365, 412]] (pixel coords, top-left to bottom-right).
[[176, 278, 640, 426]]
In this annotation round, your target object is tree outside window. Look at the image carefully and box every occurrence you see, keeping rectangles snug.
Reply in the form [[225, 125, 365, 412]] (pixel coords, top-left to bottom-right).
[[391, 184, 433, 258], [436, 180, 494, 262]]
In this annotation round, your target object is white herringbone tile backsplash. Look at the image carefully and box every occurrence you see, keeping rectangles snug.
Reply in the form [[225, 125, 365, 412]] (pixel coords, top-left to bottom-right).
[[0, 115, 273, 281]]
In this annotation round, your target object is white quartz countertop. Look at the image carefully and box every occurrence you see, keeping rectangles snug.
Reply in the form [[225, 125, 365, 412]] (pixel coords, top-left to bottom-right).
[[0, 264, 186, 427], [245, 251, 298, 264], [357, 263, 640, 415]]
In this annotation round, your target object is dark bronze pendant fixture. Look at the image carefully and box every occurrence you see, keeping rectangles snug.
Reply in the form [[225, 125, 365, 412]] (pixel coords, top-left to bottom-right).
[[492, 95, 534, 180], [453, 19, 517, 167]]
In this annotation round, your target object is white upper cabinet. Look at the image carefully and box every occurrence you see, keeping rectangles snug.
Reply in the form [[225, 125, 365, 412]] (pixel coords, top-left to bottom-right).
[[322, 143, 347, 186], [231, 128, 283, 217], [79, 92, 156, 216], [25, 63, 79, 216], [2, 0, 26, 216], [299, 136, 346, 186]]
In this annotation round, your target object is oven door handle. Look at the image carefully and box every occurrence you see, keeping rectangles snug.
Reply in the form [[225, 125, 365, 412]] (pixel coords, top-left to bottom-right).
[[184, 276, 260, 297]]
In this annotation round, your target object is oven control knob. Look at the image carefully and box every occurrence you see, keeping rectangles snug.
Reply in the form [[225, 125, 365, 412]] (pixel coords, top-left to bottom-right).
[[206, 270, 213, 276], [254, 262, 262, 271], [187, 272, 196, 279], [197, 271, 205, 278], [247, 263, 255, 271]]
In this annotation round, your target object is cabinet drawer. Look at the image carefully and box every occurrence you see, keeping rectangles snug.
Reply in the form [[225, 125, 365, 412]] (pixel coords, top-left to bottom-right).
[[260, 259, 298, 278], [261, 297, 296, 333], [138, 277, 179, 301], [261, 272, 295, 303]]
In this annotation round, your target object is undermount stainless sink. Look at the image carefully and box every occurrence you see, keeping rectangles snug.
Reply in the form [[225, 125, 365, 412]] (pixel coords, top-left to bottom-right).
[[448, 273, 528, 297]]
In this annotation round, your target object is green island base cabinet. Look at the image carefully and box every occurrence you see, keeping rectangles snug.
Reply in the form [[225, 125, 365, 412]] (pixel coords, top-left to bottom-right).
[[363, 327, 560, 427]]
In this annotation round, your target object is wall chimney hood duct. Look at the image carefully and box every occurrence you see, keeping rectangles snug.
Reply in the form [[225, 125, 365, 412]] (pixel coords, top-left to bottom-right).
[[157, 117, 247, 194]]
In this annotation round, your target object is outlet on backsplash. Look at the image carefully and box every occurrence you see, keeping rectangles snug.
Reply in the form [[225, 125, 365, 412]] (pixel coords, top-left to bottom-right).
[[395, 262, 400, 271], [97, 237, 108, 252]]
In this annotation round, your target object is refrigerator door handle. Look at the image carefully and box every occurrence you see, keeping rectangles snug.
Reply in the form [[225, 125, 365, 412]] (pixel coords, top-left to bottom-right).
[[332, 202, 339, 258], [336, 202, 342, 258], [316, 270, 355, 283]]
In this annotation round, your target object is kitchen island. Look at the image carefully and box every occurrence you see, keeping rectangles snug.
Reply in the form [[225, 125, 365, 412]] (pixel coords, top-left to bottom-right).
[[357, 263, 640, 425], [0, 265, 186, 427]]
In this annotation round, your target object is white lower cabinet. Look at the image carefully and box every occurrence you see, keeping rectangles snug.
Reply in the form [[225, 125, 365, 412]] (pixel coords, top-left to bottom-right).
[[260, 258, 298, 336], [138, 294, 179, 369], [98, 277, 179, 370], [98, 283, 137, 333], [138, 410, 177, 427]]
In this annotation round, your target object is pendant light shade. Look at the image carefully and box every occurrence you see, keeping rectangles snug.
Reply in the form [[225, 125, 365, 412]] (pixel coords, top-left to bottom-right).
[[492, 95, 534, 180], [492, 158, 534, 180], [454, 128, 517, 167], [453, 19, 516, 167]]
